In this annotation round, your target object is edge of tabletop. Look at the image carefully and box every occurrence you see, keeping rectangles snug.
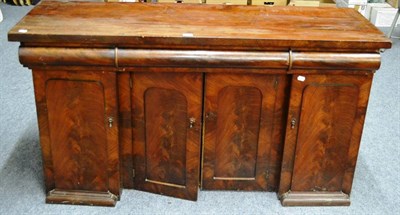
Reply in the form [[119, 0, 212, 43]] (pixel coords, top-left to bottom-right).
[[7, 1, 393, 51]]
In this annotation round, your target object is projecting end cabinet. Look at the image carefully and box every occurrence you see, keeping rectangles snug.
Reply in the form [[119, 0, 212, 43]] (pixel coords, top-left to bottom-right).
[[8, 1, 391, 207]]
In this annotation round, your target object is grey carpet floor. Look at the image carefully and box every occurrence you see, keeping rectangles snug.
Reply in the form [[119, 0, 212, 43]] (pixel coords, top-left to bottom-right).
[[0, 3, 399, 215]]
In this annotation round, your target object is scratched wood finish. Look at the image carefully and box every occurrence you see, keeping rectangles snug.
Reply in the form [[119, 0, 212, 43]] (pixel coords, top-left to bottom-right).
[[202, 73, 287, 190], [279, 74, 373, 206], [132, 71, 202, 200], [46, 189, 118, 207], [32, 70, 120, 206], [281, 191, 350, 206], [8, 1, 391, 51]]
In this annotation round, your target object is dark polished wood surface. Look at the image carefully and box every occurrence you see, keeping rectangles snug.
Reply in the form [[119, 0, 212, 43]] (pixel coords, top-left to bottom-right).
[[9, 1, 391, 51], [46, 79, 109, 192], [279, 74, 373, 206], [32, 70, 120, 206], [118, 73, 134, 188], [132, 71, 202, 200], [202, 73, 287, 191], [8, 1, 391, 207], [18, 47, 383, 71]]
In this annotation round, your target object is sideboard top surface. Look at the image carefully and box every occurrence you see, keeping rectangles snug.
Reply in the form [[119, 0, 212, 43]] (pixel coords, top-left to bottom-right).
[[8, 1, 391, 50]]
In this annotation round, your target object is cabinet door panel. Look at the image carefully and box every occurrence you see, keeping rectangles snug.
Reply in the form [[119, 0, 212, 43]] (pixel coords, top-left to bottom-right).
[[279, 74, 373, 206], [214, 86, 262, 179], [203, 73, 287, 190], [46, 80, 109, 191], [145, 88, 187, 186], [32, 70, 120, 206], [292, 85, 358, 191], [133, 72, 202, 201]]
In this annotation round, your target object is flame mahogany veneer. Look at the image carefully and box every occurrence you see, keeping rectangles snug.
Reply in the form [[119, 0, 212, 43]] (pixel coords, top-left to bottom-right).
[[9, 0, 391, 207]]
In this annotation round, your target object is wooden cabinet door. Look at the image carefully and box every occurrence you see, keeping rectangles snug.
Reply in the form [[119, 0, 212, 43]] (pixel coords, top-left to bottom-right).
[[132, 72, 202, 201], [202, 73, 287, 190], [279, 74, 373, 206], [32, 70, 120, 206]]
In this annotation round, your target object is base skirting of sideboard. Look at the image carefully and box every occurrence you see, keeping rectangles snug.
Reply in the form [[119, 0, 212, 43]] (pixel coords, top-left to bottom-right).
[[46, 189, 118, 207], [280, 191, 351, 206]]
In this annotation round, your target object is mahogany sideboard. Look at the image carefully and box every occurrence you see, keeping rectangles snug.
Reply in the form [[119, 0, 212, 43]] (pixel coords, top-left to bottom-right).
[[8, 0, 391, 207]]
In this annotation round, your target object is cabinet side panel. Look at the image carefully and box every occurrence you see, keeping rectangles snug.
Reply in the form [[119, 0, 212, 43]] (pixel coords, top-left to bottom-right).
[[144, 88, 188, 186], [291, 85, 358, 192], [32, 71, 55, 193], [214, 86, 262, 178], [46, 80, 108, 192]]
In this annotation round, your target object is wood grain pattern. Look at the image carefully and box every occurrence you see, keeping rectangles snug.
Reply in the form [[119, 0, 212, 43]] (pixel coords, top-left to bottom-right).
[[291, 52, 381, 70], [132, 71, 202, 200], [292, 85, 358, 192], [279, 74, 373, 206], [19, 47, 114, 67], [10, 1, 386, 206], [118, 73, 134, 188], [145, 88, 188, 186], [19, 47, 382, 71], [46, 189, 118, 207], [46, 79, 108, 192], [214, 86, 262, 179], [202, 73, 287, 190], [9, 1, 391, 51], [281, 191, 350, 206], [20, 42, 388, 53], [32, 70, 120, 206], [119, 49, 289, 68]]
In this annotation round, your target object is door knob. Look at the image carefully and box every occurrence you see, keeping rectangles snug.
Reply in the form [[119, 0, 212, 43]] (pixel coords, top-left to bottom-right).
[[291, 118, 296, 129], [108, 117, 114, 128]]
